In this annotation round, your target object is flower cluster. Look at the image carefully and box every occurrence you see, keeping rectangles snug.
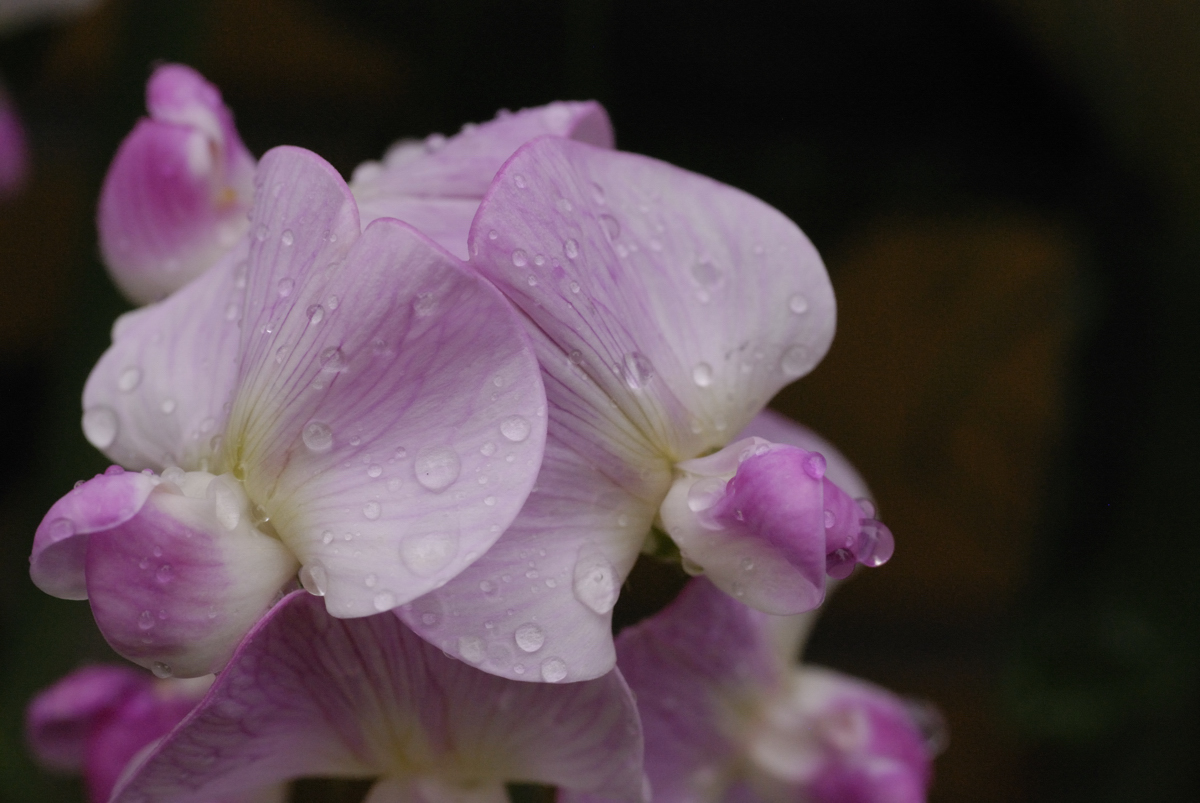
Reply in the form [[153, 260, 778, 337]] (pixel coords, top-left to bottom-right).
[[26, 64, 934, 803]]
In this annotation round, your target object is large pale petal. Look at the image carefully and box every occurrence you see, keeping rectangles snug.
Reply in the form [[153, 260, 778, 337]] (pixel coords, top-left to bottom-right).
[[113, 593, 645, 803], [225, 147, 546, 618], [351, 101, 612, 203], [81, 241, 247, 473], [397, 435, 665, 683], [469, 137, 835, 463]]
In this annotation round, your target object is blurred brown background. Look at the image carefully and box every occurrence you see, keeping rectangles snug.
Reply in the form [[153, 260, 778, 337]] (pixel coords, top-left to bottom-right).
[[2, 1, 1199, 801]]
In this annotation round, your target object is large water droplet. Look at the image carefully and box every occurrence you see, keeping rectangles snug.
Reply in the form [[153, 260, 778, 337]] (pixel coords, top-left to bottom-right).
[[414, 447, 461, 492], [82, 407, 119, 449], [622, 352, 655, 390], [692, 362, 714, 387], [400, 531, 458, 576], [302, 421, 333, 453], [362, 501, 381, 520], [320, 347, 346, 373], [151, 661, 173, 679], [299, 562, 327, 596], [599, 214, 620, 240], [118, 367, 142, 393], [459, 636, 486, 664], [781, 345, 811, 378], [500, 415, 531, 442], [788, 293, 809, 314], [687, 477, 727, 513], [564, 238, 579, 259], [540, 657, 568, 682], [514, 623, 545, 653], [572, 552, 618, 614], [367, 464, 382, 478], [802, 451, 827, 480]]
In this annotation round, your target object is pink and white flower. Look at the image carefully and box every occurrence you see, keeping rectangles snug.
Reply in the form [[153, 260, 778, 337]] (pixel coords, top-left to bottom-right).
[[108, 592, 646, 803], [576, 577, 937, 803], [30, 145, 547, 678], [396, 136, 893, 681]]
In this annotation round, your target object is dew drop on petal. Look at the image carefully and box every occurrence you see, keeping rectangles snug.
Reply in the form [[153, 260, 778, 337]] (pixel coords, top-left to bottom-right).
[[320, 347, 346, 373], [781, 345, 811, 378], [299, 562, 327, 596], [82, 407, 118, 449], [321, 531, 334, 545], [224, 302, 239, 321], [400, 531, 458, 577], [277, 278, 294, 298], [687, 477, 727, 513], [118, 367, 142, 393], [480, 441, 497, 457], [788, 293, 809, 314], [459, 636, 486, 664], [622, 352, 655, 390], [514, 173, 527, 189], [540, 657, 567, 682], [488, 230, 499, 241], [692, 362, 713, 387], [803, 451, 827, 480], [151, 662, 173, 679], [572, 553, 618, 614], [138, 610, 154, 631], [367, 464, 382, 478], [514, 623, 544, 653], [373, 592, 397, 611], [824, 509, 836, 529], [511, 249, 528, 267], [414, 447, 461, 492], [302, 421, 333, 453], [569, 281, 581, 294], [691, 259, 722, 288], [564, 238, 579, 259], [599, 214, 620, 240], [590, 182, 606, 204], [362, 501, 381, 520], [307, 305, 325, 325], [500, 415, 531, 442]]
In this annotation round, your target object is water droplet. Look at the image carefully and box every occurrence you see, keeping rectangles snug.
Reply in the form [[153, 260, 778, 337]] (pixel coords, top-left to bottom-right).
[[327, 295, 339, 310], [151, 661, 173, 679], [692, 362, 713, 387], [368, 591, 394, 612], [138, 610, 155, 630], [425, 133, 447, 152], [788, 293, 809, 314], [572, 553, 618, 614], [564, 238, 579, 259], [803, 451, 827, 480], [687, 477, 727, 512], [413, 293, 436, 317], [781, 345, 811, 378], [153, 546, 163, 557], [857, 498, 877, 519], [160, 399, 176, 415], [484, 496, 496, 506], [598, 214, 620, 240], [500, 415, 531, 442], [400, 531, 458, 576], [569, 280, 581, 293], [514, 623, 544, 653], [224, 302, 239, 321], [82, 407, 118, 449], [47, 518, 74, 541], [277, 278, 294, 298], [514, 174, 527, 189], [279, 229, 294, 247], [527, 274, 538, 286], [480, 441, 497, 457], [300, 562, 327, 596], [321, 531, 334, 545], [255, 225, 268, 242], [459, 636, 487, 664], [362, 501, 381, 520], [367, 464, 382, 478], [590, 182, 606, 204], [511, 249, 528, 268], [622, 352, 655, 390], [118, 367, 142, 392], [414, 447, 461, 492], [540, 657, 568, 682], [824, 509, 836, 529], [741, 558, 756, 572], [275, 344, 290, 364], [320, 347, 345, 373], [691, 259, 722, 288], [488, 230, 499, 241], [303, 421, 333, 453]]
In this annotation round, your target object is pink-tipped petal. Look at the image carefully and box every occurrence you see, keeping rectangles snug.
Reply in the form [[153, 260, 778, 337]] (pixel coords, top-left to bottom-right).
[[736, 410, 872, 503], [81, 241, 247, 472], [113, 593, 645, 803], [30, 469, 159, 600], [98, 64, 255, 304], [660, 439, 828, 615], [0, 82, 29, 199], [398, 436, 662, 683], [469, 136, 835, 462], [26, 665, 149, 772], [84, 473, 298, 678], [225, 147, 546, 619]]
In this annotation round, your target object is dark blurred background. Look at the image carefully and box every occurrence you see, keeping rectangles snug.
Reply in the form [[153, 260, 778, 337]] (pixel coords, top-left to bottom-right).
[[2, 0, 1198, 801]]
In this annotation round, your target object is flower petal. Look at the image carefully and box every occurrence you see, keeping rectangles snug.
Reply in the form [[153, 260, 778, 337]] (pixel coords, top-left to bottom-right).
[[562, 579, 778, 803], [113, 592, 645, 803], [26, 665, 149, 772], [84, 471, 298, 677], [226, 146, 546, 618], [81, 241, 247, 473], [468, 136, 835, 462], [30, 468, 159, 600], [0, 82, 29, 199], [735, 410, 872, 503], [98, 64, 255, 304], [397, 436, 663, 682]]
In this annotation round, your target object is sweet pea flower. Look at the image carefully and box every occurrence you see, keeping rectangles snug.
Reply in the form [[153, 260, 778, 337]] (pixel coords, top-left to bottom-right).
[[109, 591, 646, 803], [396, 135, 893, 681], [98, 63, 257, 304], [30, 145, 547, 678], [26, 665, 284, 803], [574, 577, 937, 803], [0, 80, 30, 198]]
